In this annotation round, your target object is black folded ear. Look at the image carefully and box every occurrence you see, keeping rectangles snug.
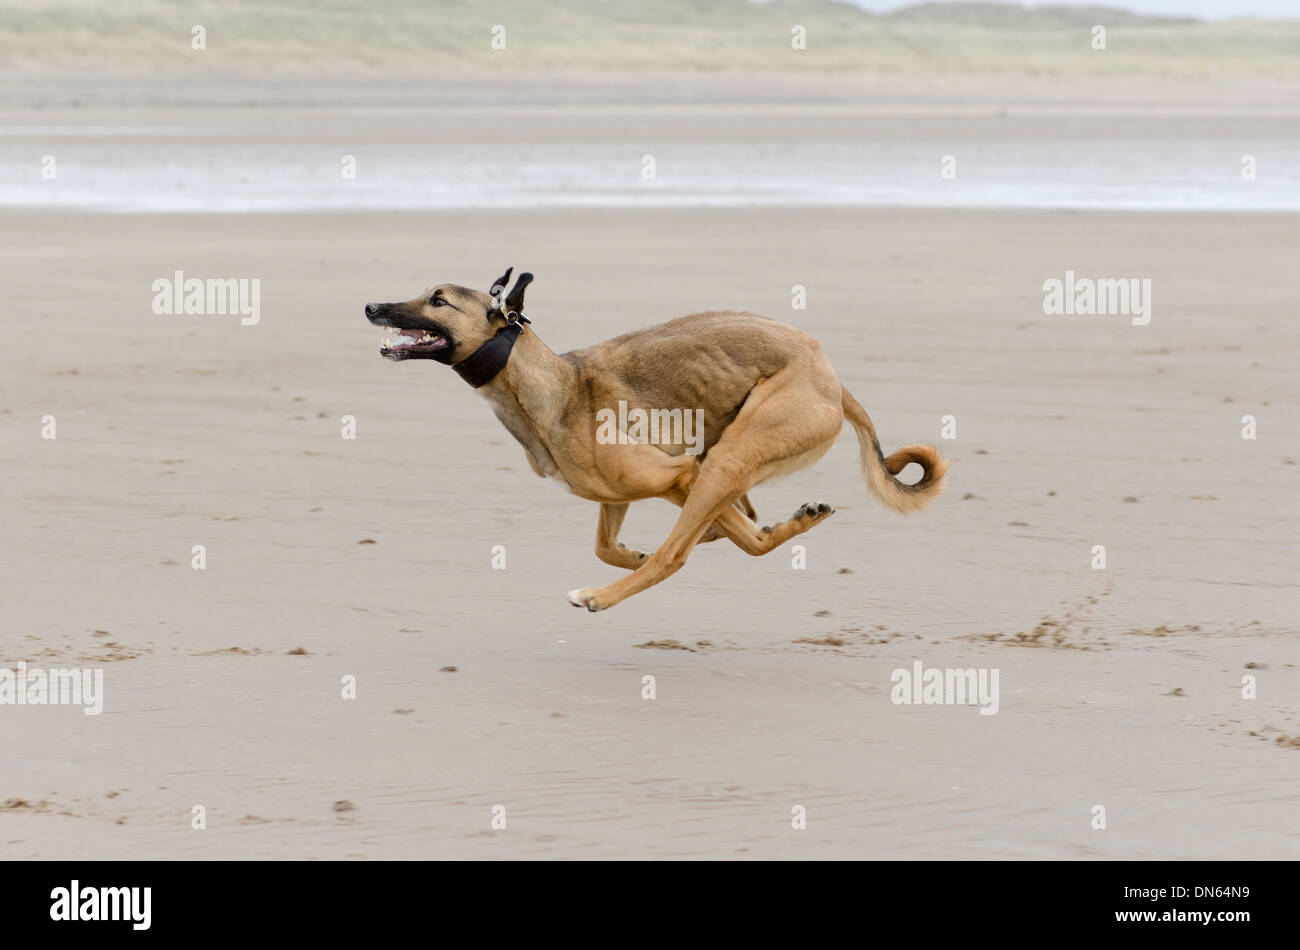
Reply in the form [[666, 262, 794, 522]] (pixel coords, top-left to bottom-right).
[[504, 272, 533, 315], [488, 267, 513, 309]]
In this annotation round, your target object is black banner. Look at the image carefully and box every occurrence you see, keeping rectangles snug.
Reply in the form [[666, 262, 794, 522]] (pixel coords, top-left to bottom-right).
[[5, 860, 1287, 938]]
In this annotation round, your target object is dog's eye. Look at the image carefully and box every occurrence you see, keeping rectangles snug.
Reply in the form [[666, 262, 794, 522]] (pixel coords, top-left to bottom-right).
[[429, 296, 445, 307]]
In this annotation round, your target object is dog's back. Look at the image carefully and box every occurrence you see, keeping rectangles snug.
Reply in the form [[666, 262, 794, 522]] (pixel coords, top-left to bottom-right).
[[566, 311, 828, 448]]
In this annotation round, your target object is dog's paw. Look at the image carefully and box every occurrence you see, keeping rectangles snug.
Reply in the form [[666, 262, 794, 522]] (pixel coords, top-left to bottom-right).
[[793, 501, 835, 520], [567, 588, 604, 612]]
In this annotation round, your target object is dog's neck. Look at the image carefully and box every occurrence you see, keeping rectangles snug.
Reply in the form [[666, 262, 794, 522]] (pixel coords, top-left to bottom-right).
[[474, 328, 577, 480]]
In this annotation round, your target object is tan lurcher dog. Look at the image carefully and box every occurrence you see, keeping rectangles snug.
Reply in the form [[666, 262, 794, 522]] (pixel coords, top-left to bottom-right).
[[365, 268, 948, 612]]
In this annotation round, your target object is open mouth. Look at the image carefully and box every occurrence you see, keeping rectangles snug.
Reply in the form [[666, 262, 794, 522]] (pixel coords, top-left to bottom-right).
[[379, 327, 450, 361]]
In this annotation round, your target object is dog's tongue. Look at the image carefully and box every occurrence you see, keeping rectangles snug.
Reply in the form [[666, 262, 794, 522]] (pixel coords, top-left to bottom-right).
[[399, 329, 424, 338]]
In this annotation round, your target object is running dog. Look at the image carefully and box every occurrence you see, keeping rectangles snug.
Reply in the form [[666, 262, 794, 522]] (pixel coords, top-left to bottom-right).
[[364, 268, 947, 611]]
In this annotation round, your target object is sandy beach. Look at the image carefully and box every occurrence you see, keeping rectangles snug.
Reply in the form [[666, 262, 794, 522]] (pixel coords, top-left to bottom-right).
[[2, 195, 1297, 858], [2, 0, 1299, 862]]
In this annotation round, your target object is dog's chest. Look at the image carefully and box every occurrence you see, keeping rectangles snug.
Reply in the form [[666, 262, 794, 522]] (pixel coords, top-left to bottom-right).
[[491, 403, 563, 481]]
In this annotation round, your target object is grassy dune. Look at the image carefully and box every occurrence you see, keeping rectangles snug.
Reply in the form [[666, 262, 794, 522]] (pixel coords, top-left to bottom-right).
[[2, 0, 1299, 77]]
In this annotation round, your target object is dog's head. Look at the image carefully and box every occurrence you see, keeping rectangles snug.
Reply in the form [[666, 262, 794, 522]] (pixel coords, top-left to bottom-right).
[[365, 268, 533, 364]]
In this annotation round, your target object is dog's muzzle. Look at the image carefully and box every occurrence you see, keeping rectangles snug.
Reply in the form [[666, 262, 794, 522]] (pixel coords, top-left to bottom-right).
[[366, 303, 453, 362]]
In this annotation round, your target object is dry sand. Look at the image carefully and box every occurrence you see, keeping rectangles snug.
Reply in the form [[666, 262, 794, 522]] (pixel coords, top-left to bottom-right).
[[2, 199, 1298, 858]]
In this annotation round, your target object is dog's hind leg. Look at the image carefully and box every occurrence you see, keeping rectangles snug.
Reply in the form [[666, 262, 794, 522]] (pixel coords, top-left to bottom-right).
[[589, 442, 739, 547], [567, 365, 843, 611], [698, 492, 759, 543], [594, 503, 648, 570], [704, 500, 835, 556], [568, 465, 743, 611], [736, 492, 757, 521]]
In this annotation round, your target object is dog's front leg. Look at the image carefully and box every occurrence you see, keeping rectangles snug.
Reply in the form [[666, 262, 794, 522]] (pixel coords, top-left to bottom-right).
[[568, 462, 743, 612], [594, 503, 648, 570]]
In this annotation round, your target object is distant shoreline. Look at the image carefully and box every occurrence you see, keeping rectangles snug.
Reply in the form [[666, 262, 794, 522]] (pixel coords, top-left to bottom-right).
[[5, 138, 1297, 213]]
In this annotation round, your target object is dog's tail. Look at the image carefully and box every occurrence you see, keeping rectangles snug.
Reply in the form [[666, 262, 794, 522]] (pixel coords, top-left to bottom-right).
[[841, 387, 948, 515]]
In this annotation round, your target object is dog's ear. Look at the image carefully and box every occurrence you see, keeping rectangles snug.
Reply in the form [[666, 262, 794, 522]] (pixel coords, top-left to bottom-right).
[[488, 267, 513, 310], [504, 272, 533, 314]]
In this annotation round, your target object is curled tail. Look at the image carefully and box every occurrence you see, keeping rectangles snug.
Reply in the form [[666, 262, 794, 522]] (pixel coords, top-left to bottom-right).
[[842, 387, 949, 515]]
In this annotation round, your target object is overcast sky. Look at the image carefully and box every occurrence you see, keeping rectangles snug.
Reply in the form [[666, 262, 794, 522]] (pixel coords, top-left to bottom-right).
[[845, 0, 1300, 19]]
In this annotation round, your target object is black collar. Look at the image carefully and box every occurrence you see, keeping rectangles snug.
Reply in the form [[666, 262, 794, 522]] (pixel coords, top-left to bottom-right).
[[453, 322, 525, 388]]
